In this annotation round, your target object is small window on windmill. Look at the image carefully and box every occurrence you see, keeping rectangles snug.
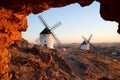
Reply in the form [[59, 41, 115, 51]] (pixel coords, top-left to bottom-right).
[[44, 40, 47, 46], [44, 44, 47, 47], [44, 40, 46, 43]]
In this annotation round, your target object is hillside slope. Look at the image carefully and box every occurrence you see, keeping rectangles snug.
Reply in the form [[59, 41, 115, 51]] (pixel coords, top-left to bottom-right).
[[8, 39, 120, 80], [62, 49, 120, 80], [8, 39, 80, 80]]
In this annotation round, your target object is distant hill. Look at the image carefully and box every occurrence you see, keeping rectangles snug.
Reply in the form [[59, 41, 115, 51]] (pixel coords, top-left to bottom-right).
[[8, 39, 120, 80]]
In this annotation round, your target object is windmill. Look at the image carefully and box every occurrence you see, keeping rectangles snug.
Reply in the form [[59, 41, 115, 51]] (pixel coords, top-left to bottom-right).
[[36, 15, 61, 49], [80, 34, 95, 50]]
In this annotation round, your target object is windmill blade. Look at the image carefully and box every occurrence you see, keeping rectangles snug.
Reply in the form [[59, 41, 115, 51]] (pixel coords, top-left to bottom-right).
[[50, 22, 62, 30], [88, 41, 96, 50], [79, 43, 83, 49], [35, 37, 40, 44], [38, 15, 49, 28], [88, 34, 93, 42], [51, 32, 61, 45], [82, 36, 88, 42]]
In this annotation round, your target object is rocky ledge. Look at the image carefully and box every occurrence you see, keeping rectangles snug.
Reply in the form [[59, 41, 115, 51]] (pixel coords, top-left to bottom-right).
[[8, 39, 80, 80]]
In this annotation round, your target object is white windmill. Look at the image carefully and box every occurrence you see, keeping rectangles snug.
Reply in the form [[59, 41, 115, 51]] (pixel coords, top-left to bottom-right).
[[80, 34, 93, 50], [36, 15, 61, 49]]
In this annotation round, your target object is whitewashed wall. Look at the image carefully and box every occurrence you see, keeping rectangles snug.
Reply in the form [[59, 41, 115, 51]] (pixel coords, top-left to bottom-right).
[[40, 34, 53, 48]]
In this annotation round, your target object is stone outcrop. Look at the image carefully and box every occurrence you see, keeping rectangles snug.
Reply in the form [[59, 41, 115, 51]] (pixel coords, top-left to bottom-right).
[[0, 49, 10, 80], [0, 8, 27, 49], [8, 41, 80, 80], [0, 0, 120, 79], [0, 8, 27, 79], [9, 39, 120, 80], [0, 0, 94, 14]]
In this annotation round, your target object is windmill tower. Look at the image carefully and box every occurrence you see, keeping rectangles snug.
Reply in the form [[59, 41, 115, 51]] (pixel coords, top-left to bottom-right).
[[37, 15, 61, 49], [80, 34, 93, 50]]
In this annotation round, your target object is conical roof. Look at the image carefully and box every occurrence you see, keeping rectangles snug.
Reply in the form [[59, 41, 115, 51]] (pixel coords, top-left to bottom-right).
[[40, 28, 51, 34], [81, 40, 88, 45]]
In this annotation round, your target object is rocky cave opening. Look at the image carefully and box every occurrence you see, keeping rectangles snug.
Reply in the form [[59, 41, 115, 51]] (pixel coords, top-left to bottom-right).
[[0, 0, 120, 80], [23, 2, 119, 44]]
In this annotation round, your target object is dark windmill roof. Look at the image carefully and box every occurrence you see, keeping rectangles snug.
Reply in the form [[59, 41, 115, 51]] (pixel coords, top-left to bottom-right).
[[81, 40, 88, 45], [40, 28, 51, 34]]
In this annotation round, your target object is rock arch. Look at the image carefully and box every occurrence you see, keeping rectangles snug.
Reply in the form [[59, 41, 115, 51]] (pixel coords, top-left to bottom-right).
[[0, 0, 120, 79]]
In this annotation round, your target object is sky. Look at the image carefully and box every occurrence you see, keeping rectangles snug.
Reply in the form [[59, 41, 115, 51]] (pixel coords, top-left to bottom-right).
[[22, 1, 120, 44]]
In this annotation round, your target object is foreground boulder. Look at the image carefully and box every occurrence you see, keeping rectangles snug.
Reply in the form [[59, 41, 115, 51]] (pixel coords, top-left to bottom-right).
[[8, 39, 120, 80], [8, 40, 80, 80]]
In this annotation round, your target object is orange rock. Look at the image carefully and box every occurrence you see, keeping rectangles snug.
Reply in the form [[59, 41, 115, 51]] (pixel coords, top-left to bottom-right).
[[0, 0, 120, 79], [0, 48, 10, 80]]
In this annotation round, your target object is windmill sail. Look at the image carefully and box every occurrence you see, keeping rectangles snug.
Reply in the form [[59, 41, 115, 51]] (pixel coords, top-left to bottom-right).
[[38, 15, 49, 28], [35, 37, 40, 44], [88, 34, 93, 42], [50, 22, 62, 30], [51, 32, 61, 45]]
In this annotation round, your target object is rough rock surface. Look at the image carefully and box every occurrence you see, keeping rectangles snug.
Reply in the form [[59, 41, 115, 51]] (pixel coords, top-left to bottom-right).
[[0, 0, 120, 79], [8, 39, 80, 80], [0, 48, 11, 80], [0, 8, 27, 49], [8, 39, 120, 80], [62, 49, 120, 80], [0, 8, 27, 80]]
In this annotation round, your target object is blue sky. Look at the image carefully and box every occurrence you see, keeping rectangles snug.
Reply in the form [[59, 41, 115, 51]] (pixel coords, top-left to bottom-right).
[[22, 1, 120, 44]]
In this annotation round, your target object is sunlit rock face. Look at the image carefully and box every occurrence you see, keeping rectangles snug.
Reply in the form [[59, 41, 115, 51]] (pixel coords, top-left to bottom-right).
[[0, 8, 27, 48], [8, 42, 80, 80], [0, 0, 120, 80], [0, 0, 94, 14], [0, 8, 27, 80]]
